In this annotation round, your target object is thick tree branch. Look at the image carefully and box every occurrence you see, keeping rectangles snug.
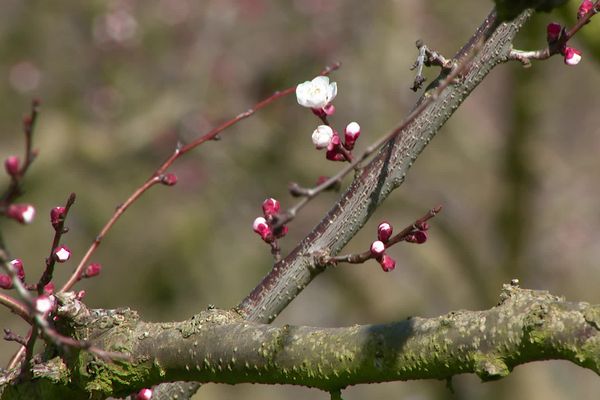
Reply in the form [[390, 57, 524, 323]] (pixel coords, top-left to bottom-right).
[[3, 286, 599, 399], [155, 7, 533, 399], [237, 8, 531, 324]]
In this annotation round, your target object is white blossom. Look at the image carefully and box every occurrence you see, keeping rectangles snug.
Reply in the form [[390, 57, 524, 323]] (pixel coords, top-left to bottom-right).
[[296, 76, 337, 109], [311, 125, 334, 149]]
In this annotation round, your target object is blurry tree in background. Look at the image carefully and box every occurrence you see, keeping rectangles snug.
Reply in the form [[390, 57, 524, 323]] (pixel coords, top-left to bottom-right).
[[0, 1, 600, 399]]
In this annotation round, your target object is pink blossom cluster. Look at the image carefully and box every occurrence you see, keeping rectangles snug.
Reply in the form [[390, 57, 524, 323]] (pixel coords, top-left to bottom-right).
[[252, 198, 288, 243], [547, 1, 597, 66]]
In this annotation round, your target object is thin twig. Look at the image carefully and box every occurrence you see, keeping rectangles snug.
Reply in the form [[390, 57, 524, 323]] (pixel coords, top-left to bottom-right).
[[0, 99, 41, 207], [273, 41, 482, 230], [321, 205, 442, 265], [508, 1, 599, 64], [37, 193, 76, 294], [59, 63, 341, 294]]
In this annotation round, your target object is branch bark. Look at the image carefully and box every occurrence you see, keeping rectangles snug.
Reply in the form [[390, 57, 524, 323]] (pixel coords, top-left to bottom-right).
[[3, 286, 599, 399]]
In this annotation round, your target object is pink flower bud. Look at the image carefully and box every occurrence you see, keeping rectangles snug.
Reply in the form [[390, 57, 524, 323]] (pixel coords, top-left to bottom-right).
[[0, 275, 12, 289], [76, 290, 86, 300], [161, 173, 178, 186], [4, 155, 20, 177], [578, 0, 594, 19], [50, 206, 66, 230], [252, 216, 272, 242], [323, 103, 336, 116], [326, 133, 341, 151], [43, 282, 55, 295], [344, 122, 361, 150], [564, 47, 582, 66], [262, 198, 280, 216], [9, 259, 25, 281], [406, 230, 428, 244], [377, 222, 393, 242], [136, 388, 153, 400], [546, 22, 562, 43], [35, 295, 56, 314], [379, 254, 396, 272], [83, 263, 102, 278], [53, 245, 71, 262], [6, 203, 36, 224], [370, 240, 386, 257]]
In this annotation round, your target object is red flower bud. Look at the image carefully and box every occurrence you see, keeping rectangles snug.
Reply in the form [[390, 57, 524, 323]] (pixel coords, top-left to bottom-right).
[[564, 47, 582, 66], [50, 206, 66, 230], [53, 245, 71, 262], [253, 217, 273, 242], [9, 259, 25, 281], [578, 0, 594, 20], [546, 22, 562, 43], [6, 204, 36, 224], [344, 122, 361, 150], [161, 173, 178, 186], [406, 230, 428, 244], [0, 275, 13, 289], [83, 263, 102, 278], [4, 155, 20, 177], [378, 254, 396, 272], [262, 198, 280, 216], [370, 240, 386, 257], [377, 222, 393, 242]]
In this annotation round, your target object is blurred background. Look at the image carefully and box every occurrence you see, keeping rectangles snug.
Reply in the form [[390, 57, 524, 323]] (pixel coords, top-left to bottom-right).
[[1, 1, 599, 399]]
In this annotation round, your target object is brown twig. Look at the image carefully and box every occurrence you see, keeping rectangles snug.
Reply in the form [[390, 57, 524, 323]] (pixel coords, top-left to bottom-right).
[[273, 41, 482, 230], [0, 99, 40, 207], [59, 62, 341, 294], [508, 1, 599, 65], [37, 193, 76, 294], [320, 205, 442, 265]]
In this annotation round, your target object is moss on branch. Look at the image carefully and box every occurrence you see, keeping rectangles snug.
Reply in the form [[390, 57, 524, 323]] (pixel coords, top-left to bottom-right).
[[2, 286, 599, 399]]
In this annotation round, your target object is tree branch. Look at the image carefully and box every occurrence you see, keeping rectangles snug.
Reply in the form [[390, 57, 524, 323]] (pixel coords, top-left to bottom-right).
[[237, 8, 531, 324], [3, 285, 599, 399]]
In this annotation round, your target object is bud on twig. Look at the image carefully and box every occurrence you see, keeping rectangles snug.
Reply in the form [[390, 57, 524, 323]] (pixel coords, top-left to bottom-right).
[[4, 156, 20, 177]]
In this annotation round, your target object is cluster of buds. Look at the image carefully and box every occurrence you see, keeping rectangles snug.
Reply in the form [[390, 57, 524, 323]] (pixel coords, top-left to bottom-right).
[[296, 76, 363, 162], [3, 154, 36, 224], [370, 222, 397, 272], [546, 0, 596, 67], [252, 198, 288, 243], [546, 22, 582, 66], [310, 122, 362, 162]]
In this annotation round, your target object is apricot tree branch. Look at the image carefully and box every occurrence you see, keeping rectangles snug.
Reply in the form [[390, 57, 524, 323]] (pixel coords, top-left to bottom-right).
[[5, 286, 599, 398], [237, 8, 528, 324]]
